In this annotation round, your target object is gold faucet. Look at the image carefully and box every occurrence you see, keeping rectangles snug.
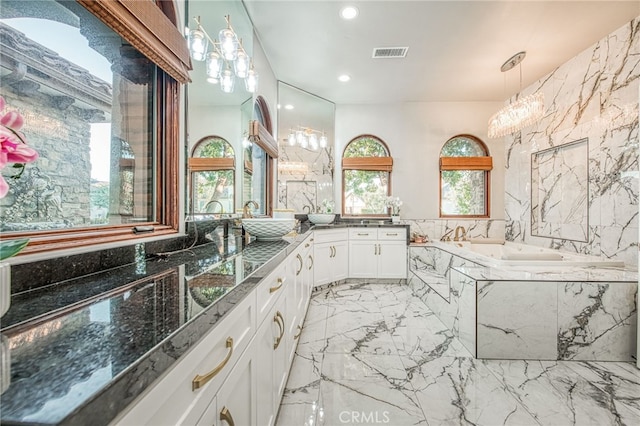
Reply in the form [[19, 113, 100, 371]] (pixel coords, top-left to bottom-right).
[[243, 200, 259, 218], [204, 200, 224, 215], [453, 226, 467, 242]]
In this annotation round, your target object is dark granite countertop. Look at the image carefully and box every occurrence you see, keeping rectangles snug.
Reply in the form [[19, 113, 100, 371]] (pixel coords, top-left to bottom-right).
[[0, 221, 408, 425], [0, 229, 311, 426]]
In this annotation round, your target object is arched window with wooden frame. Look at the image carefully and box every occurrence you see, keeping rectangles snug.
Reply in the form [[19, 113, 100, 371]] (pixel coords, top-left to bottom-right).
[[439, 134, 492, 218], [342, 135, 393, 216], [189, 136, 235, 215]]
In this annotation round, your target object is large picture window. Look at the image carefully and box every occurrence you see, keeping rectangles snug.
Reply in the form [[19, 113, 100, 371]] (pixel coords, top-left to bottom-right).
[[342, 135, 393, 216], [439, 135, 492, 217], [0, 0, 188, 254]]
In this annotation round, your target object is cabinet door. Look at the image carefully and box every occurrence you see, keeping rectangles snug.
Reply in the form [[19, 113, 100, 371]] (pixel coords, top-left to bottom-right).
[[348, 240, 377, 278], [313, 243, 333, 286], [286, 250, 304, 364], [332, 240, 349, 281], [197, 344, 256, 426], [378, 242, 408, 279], [254, 307, 279, 426], [272, 296, 290, 401]]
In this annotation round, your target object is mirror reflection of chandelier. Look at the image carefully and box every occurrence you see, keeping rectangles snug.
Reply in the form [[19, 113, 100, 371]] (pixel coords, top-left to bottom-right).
[[187, 15, 258, 94], [287, 127, 329, 150]]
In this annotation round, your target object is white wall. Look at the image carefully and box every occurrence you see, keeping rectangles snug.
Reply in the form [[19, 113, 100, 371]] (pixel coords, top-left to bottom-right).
[[335, 101, 505, 220]]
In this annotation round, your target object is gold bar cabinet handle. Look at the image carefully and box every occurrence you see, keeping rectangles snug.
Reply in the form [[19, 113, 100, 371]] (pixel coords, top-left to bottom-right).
[[294, 324, 303, 339], [296, 254, 303, 275], [308, 255, 313, 270], [274, 311, 285, 349], [192, 337, 233, 391], [269, 277, 284, 293], [220, 406, 235, 426]]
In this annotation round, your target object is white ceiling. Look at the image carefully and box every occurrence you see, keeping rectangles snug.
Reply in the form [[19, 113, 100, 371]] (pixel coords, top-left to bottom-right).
[[243, 0, 640, 104]]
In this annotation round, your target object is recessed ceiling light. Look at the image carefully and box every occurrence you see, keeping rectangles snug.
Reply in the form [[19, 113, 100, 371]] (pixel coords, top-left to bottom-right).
[[338, 74, 351, 82], [340, 6, 359, 20], [284, 104, 294, 110]]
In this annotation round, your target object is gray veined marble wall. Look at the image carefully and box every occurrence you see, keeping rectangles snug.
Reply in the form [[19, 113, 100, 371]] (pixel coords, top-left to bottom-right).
[[505, 17, 640, 267]]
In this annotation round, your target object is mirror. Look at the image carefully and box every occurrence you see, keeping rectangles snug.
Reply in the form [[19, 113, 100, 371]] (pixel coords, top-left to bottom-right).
[[276, 82, 335, 213], [185, 0, 253, 217], [531, 138, 589, 242]]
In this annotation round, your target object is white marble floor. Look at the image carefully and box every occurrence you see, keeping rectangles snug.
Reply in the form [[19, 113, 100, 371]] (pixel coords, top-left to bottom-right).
[[276, 281, 640, 426]]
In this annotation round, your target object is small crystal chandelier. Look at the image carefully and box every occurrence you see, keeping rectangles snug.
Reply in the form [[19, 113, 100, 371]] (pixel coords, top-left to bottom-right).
[[488, 51, 544, 138], [286, 127, 329, 151], [187, 15, 259, 94]]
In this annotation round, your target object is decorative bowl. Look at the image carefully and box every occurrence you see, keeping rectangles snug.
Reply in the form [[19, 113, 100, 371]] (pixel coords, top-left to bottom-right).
[[308, 213, 336, 225], [241, 218, 297, 241]]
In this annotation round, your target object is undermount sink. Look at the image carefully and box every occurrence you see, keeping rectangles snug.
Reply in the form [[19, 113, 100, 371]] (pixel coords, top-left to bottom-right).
[[308, 213, 336, 225], [241, 218, 297, 241]]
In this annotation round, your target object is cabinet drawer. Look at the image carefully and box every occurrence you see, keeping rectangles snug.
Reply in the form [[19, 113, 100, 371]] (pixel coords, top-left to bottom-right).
[[377, 228, 406, 241], [113, 294, 256, 426], [313, 229, 347, 244], [349, 228, 377, 240], [256, 264, 288, 326]]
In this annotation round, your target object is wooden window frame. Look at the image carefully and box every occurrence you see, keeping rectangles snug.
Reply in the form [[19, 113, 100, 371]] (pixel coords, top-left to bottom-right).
[[2, 0, 184, 256], [250, 97, 276, 216], [341, 135, 393, 217], [189, 136, 236, 214], [439, 134, 492, 219]]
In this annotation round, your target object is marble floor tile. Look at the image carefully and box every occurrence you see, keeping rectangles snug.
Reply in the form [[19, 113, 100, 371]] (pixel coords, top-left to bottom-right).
[[278, 280, 640, 426], [564, 361, 640, 414], [405, 356, 539, 426], [482, 359, 640, 426], [319, 353, 427, 425]]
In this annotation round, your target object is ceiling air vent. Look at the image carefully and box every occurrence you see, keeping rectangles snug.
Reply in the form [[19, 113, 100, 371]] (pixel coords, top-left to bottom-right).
[[372, 47, 409, 59]]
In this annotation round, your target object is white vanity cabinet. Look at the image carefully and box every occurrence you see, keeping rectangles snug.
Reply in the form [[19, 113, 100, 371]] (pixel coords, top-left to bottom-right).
[[313, 229, 348, 286], [196, 341, 256, 426], [111, 289, 257, 426], [113, 233, 316, 426], [254, 294, 288, 426], [349, 228, 407, 279]]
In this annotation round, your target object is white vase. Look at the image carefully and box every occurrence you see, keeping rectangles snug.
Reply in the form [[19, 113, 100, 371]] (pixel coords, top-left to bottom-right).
[[391, 215, 400, 224], [0, 263, 9, 318]]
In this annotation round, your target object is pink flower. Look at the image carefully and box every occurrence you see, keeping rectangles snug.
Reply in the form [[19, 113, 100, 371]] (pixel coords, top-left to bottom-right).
[[0, 96, 38, 198]]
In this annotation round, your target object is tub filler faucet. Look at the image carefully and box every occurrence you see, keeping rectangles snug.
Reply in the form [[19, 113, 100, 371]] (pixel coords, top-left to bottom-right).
[[453, 226, 467, 242]]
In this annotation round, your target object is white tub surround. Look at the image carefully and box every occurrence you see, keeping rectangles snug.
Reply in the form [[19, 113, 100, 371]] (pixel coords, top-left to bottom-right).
[[409, 244, 637, 361]]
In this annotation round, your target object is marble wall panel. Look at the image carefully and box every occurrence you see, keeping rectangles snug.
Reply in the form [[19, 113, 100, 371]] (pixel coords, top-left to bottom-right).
[[476, 281, 558, 360], [557, 282, 637, 361], [450, 270, 476, 356], [504, 17, 639, 267]]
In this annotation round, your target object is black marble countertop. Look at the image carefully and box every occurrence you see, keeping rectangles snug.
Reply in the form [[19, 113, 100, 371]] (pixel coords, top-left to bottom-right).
[[0, 221, 408, 425], [0, 229, 311, 426]]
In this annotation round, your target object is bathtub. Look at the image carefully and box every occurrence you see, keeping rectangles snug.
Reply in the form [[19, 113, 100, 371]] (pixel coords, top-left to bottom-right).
[[442, 241, 625, 268]]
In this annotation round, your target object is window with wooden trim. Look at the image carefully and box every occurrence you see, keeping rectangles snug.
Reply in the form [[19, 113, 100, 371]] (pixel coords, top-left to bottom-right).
[[243, 96, 276, 216], [342, 135, 393, 216], [0, 0, 188, 255], [439, 134, 492, 217], [189, 136, 235, 215]]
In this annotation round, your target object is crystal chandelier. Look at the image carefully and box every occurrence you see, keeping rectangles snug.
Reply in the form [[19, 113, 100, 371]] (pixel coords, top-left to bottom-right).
[[187, 16, 258, 94], [286, 127, 329, 151], [488, 51, 544, 138]]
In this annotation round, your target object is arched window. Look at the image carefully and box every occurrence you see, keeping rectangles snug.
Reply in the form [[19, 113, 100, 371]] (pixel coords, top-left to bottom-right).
[[189, 136, 235, 214], [342, 135, 393, 216], [244, 96, 276, 216], [439, 134, 492, 217]]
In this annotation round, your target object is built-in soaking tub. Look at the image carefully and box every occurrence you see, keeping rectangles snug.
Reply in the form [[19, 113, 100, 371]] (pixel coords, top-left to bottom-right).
[[408, 242, 636, 362], [442, 241, 625, 268]]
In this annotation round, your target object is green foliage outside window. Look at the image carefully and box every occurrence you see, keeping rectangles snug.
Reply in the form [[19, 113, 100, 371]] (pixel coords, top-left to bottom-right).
[[343, 136, 390, 215]]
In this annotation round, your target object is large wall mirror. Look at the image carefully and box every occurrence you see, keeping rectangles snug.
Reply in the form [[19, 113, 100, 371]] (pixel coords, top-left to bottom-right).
[[276, 82, 335, 213], [185, 0, 253, 217], [531, 138, 589, 242]]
